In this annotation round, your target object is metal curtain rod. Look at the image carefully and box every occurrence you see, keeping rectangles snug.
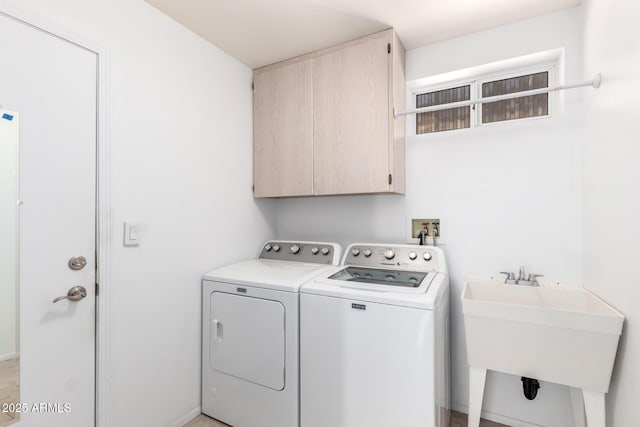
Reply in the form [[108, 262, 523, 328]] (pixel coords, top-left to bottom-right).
[[394, 73, 602, 118]]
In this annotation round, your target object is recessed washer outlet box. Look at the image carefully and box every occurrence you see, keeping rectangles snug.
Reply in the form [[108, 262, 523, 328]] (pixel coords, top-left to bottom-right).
[[411, 218, 440, 239]]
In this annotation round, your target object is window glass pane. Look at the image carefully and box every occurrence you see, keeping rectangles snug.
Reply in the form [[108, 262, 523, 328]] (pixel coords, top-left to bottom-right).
[[481, 72, 548, 124], [416, 85, 470, 134]]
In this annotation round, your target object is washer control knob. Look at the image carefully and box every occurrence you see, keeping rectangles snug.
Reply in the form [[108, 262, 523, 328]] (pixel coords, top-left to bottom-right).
[[384, 249, 395, 260], [311, 247, 319, 255], [264, 244, 272, 252], [423, 252, 432, 261], [408, 251, 417, 260], [351, 248, 361, 257], [363, 249, 372, 257], [290, 245, 301, 254], [273, 244, 281, 252], [321, 247, 330, 256]]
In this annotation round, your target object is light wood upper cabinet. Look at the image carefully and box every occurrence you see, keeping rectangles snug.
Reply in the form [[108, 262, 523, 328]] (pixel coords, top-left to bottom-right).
[[314, 32, 391, 195], [253, 59, 313, 197], [253, 29, 405, 198]]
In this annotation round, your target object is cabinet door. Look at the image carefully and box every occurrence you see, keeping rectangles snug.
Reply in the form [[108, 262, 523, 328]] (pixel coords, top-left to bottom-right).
[[253, 59, 313, 197], [313, 33, 390, 195]]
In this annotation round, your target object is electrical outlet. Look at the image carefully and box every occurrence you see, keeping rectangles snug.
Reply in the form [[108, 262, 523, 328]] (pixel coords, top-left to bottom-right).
[[411, 218, 440, 239]]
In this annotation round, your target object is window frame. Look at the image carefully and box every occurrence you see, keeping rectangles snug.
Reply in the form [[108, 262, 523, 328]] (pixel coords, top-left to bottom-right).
[[410, 62, 558, 137], [410, 78, 478, 136], [476, 63, 557, 129], [414, 81, 476, 134]]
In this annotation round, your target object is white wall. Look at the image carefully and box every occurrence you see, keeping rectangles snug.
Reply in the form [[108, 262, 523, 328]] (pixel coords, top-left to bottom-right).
[[4, 1, 275, 426], [0, 110, 18, 361], [276, 8, 584, 426], [582, 0, 640, 425]]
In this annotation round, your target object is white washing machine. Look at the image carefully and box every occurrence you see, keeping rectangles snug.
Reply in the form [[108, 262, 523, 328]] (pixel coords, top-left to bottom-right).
[[202, 241, 342, 427], [300, 243, 450, 427]]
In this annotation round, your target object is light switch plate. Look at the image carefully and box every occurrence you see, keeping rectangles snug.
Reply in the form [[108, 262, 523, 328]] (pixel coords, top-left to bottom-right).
[[124, 222, 140, 247]]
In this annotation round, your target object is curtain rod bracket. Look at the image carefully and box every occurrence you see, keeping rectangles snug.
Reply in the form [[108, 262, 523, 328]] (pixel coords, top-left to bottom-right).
[[592, 73, 602, 88]]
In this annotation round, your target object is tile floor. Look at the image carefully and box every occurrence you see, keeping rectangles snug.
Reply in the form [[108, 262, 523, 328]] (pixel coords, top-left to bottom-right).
[[2, 355, 510, 427], [0, 356, 510, 427], [184, 414, 230, 427], [0, 358, 19, 427], [450, 410, 509, 427], [185, 411, 509, 427]]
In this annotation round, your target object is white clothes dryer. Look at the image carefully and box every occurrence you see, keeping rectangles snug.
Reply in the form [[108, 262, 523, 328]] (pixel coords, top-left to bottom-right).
[[300, 243, 450, 427], [202, 241, 341, 427]]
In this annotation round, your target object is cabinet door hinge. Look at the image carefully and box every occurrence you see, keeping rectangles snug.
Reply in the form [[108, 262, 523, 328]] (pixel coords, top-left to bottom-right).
[[251, 81, 254, 90], [388, 174, 393, 185], [387, 43, 391, 54], [95, 282, 100, 296], [252, 184, 255, 193]]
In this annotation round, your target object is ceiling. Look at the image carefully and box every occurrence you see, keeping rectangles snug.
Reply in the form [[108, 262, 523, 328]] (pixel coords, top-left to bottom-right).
[[145, 0, 581, 69]]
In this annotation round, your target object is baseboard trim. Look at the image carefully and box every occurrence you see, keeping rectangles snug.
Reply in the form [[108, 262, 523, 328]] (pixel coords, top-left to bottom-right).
[[452, 402, 542, 427], [172, 406, 202, 427], [0, 352, 18, 362]]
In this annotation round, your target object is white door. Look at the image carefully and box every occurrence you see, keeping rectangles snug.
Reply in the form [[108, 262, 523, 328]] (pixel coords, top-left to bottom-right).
[[0, 12, 97, 427]]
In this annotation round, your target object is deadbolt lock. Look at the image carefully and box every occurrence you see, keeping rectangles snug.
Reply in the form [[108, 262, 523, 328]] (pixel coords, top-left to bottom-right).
[[68, 256, 87, 271]]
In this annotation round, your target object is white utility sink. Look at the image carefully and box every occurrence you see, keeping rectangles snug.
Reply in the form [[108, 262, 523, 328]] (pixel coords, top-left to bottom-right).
[[461, 279, 624, 427]]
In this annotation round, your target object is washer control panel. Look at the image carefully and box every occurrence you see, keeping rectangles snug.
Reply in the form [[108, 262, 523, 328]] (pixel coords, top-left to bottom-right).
[[259, 241, 340, 265], [343, 244, 440, 271]]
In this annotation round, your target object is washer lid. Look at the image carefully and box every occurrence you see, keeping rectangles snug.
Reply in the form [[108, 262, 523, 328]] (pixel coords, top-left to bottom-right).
[[203, 259, 339, 292], [328, 266, 428, 288], [302, 271, 446, 310]]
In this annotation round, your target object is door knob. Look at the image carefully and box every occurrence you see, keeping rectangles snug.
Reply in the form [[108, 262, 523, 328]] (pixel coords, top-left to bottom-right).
[[68, 255, 87, 270], [53, 286, 87, 303]]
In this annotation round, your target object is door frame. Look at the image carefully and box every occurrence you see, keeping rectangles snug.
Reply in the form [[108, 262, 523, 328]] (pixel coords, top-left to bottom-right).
[[0, 3, 112, 427]]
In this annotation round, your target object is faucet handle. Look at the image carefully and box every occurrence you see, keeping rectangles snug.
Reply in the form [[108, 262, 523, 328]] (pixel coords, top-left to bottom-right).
[[500, 271, 515, 281], [527, 274, 543, 284]]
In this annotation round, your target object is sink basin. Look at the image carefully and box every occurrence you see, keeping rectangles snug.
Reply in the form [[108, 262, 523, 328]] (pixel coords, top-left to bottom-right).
[[462, 279, 624, 392]]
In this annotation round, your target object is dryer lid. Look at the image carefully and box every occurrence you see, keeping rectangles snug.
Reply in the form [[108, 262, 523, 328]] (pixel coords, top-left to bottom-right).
[[203, 259, 339, 292]]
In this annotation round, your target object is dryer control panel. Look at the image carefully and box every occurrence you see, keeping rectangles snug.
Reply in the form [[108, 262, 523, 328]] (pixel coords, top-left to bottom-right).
[[259, 241, 341, 265]]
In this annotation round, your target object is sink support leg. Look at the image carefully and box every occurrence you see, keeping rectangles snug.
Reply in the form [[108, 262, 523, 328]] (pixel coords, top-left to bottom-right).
[[468, 366, 486, 427], [583, 390, 606, 427], [570, 387, 586, 427]]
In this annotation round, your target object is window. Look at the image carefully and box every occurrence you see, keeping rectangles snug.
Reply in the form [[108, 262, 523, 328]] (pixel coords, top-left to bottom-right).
[[481, 72, 549, 124], [414, 68, 552, 135], [416, 85, 471, 134]]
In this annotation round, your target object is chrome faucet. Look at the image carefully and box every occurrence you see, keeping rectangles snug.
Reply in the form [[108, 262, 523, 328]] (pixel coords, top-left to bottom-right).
[[501, 266, 543, 286], [418, 223, 429, 246], [500, 271, 517, 284], [432, 222, 440, 247]]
